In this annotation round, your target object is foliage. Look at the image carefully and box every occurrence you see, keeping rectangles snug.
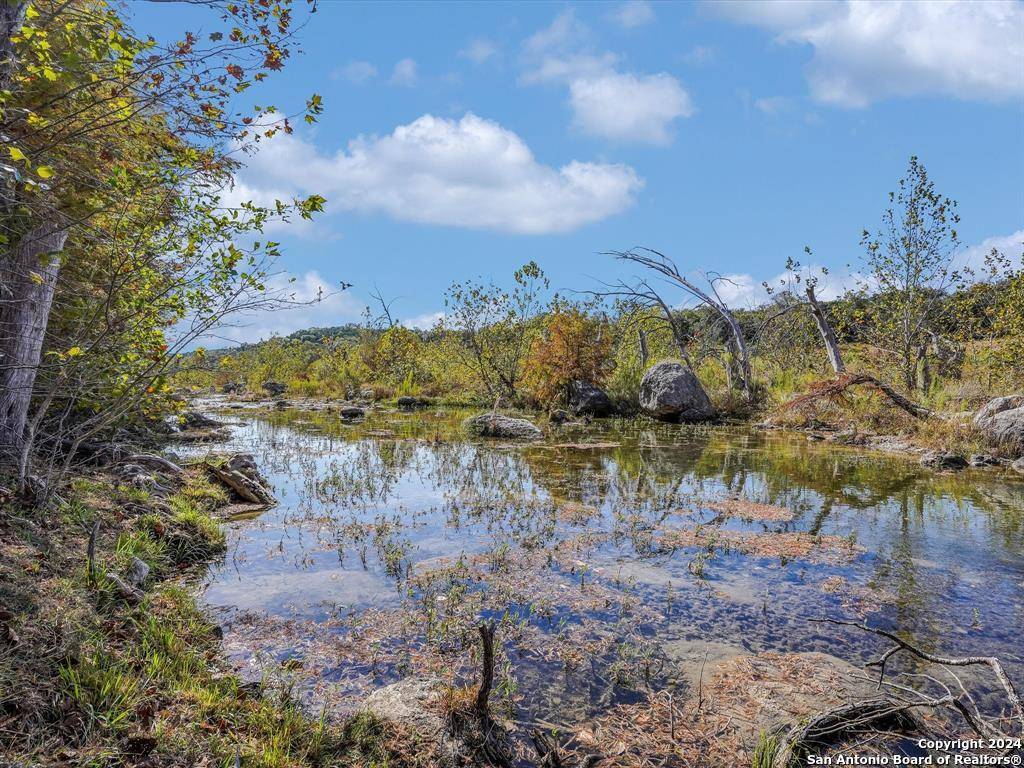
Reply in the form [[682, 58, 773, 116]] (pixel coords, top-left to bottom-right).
[[441, 261, 549, 403], [0, 0, 326, 490], [856, 156, 963, 391], [525, 302, 616, 407]]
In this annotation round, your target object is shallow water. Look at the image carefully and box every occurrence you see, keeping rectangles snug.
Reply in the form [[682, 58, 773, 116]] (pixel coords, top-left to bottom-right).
[[194, 404, 1024, 724]]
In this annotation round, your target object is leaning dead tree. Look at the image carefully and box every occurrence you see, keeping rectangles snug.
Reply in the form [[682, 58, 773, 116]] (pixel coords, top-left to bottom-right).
[[598, 248, 754, 398]]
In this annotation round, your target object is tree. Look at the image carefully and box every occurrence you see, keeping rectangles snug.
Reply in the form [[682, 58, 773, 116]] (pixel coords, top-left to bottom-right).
[[442, 262, 548, 403], [603, 249, 754, 399], [525, 302, 615, 407], [764, 249, 846, 375], [858, 156, 963, 392], [0, 0, 326, 494]]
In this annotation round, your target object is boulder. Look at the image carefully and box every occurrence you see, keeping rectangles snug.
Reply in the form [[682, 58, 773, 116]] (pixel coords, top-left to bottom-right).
[[1013, 458, 1024, 475], [179, 411, 222, 431], [973, 395, 1024, 456], [261, 380, 286, 397], [464, 413, 542, 440], [639, 361, 715, 423], [969, 453, 998, 467], [221, 381, 242, 394], [567, 380, 614, 417], [339, 405, 366, 419], [919, 451, 968, 470]]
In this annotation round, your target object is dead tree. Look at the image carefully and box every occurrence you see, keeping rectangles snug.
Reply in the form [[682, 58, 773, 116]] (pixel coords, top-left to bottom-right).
[[805, 284, 845, 374], [606, 249, 753, 398]]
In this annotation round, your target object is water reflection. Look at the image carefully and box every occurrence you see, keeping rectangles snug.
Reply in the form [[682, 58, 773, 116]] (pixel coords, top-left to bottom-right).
[[197, 405, 1024, 720]]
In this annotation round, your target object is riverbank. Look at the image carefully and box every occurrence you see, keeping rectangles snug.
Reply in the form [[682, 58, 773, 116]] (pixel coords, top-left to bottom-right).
[[0, 463, 410, 767], [5, 402, 1022, 767]]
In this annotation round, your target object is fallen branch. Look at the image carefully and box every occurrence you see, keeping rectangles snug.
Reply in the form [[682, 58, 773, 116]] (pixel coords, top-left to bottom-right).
[[785, 373, 933, 420], [123, 453, 184, 476], [813, 618, 1024, 752]]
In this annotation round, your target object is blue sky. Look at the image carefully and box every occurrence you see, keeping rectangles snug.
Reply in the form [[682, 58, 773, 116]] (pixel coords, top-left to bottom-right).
[[129, 1, 1024, 344]]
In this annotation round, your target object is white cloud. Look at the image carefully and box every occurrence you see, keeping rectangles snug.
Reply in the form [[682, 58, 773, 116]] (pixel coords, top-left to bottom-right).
[[753, 95, 791, 115], [958, 229, 1024, 273], [683, 45, 716, 65], [335, 60, 377, 84], [714, 0, 1024, 107], [612, 0, 655, 29], [460, 38, 499, 64], [569, 72, 694, 144], [404, 311, 446, 330], [521, 10, 693, 144], [233, 112, 642, 235], [390, 58, 418, 87]]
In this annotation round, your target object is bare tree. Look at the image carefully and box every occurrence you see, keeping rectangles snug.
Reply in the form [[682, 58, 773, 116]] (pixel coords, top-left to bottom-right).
[[602, 249, 753, 398]]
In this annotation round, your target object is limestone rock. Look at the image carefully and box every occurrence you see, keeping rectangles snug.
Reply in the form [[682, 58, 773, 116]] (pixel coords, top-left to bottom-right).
[[464, 413, 542, 440], [567, 380, 614, 417], [639, 361, 715, 423], [919, 451, 968, 470], [973, 395, 1024, 456]]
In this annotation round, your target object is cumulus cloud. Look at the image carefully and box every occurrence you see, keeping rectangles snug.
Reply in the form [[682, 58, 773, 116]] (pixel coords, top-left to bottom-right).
[[958, 229, 1024, 273], [459, 38, 500, 64], [404, 311, 446, 330], [233, 112, 642, 235], [569, 72, 693, 144], [714, 0, 1024, 107], [335, 60, 377, 84], [612, 0, 655, 29], [522, 10, 693, 144], [389, 58, 418, 87]]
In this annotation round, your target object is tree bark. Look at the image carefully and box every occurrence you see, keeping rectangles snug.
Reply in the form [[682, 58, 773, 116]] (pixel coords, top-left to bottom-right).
[[0, 222, 68, 462], [805, 285, 845, 374], [0, 1, 27, 92]]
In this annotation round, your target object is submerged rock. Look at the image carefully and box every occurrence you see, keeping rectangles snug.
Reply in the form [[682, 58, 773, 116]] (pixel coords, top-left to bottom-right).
[[973, 395, 1024, 456], [919, 450, 968, 470], [464, 413, 542, 440], [339, 405, 366, 419], [639, 361, 715, 423], [396, 396, 431, 410], [567, 380, 614, 417]]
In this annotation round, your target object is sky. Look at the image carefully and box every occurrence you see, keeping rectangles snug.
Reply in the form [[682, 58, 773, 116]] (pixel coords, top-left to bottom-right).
[[128, 0, 1024, 345]]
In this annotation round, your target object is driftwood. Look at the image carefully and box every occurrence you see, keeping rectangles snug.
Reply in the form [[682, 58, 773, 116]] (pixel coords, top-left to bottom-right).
[[786, 373, 933, 420], [206, 454, 275, 505], [763, 698, 921, 767], [106, 572, 143, 604], [124, 454, 184, 476]]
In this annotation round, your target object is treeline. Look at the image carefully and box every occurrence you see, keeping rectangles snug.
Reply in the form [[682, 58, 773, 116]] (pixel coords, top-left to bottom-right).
[[182, 209, 1023, 416]]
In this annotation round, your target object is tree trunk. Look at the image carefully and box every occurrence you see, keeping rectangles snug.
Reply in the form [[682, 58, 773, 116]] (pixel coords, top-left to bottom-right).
[[0, 2, 27, 92], [0, 222, 68, 463], [637, 328, 648, 368], [805, 284, 845, 374]]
